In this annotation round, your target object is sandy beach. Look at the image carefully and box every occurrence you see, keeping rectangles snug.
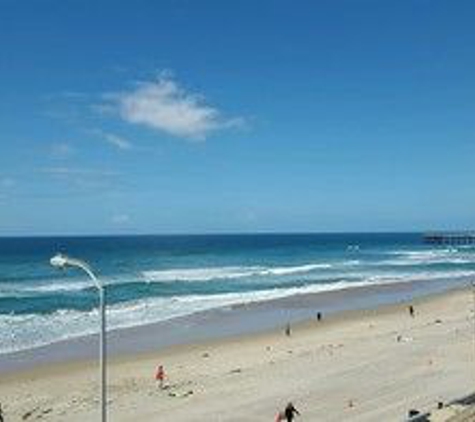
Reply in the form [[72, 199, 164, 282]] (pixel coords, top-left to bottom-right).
[[1, 286, 474, 421]]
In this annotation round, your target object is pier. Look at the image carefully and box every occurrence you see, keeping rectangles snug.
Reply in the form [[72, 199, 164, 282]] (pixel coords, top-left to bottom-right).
[[423, 232, 475, 245]]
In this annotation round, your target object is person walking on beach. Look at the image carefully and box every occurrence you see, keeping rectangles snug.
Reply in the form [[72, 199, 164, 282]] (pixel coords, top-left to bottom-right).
[[285, 323, 291, 337], [409, 305, 415, 318], [284, 402, 300, 422], [155, 365, 165, 389]]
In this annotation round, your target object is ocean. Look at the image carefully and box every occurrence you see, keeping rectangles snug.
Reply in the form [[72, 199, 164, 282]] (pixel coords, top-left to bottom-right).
[[1, 233, 475, 355]]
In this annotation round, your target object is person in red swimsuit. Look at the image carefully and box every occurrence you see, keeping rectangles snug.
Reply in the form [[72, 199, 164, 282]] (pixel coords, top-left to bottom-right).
[[155, 365, 165, 389]]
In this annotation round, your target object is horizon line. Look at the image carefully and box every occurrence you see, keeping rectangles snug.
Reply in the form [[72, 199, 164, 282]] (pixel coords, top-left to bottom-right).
[[0, 230, 470, 239]]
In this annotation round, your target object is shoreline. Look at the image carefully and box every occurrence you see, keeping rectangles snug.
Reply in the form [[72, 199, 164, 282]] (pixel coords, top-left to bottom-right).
[[0, 274, 469, 375], [1, 282, 474, 421]]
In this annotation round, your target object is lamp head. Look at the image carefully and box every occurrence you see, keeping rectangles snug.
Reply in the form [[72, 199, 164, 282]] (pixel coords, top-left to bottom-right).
[[50, 253, 69, 268]]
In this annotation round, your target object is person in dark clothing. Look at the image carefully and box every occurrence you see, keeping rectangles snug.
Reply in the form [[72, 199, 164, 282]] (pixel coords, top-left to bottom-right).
[[284, 402, 300, 422], [317, 312, 322, 321], [0, 403, 4, 422], [409, 305, 415, 318]]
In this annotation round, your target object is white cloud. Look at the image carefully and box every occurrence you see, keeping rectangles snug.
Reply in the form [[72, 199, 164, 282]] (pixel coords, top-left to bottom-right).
[[103, 133, 132, 150], [111, 74, 243, 140]]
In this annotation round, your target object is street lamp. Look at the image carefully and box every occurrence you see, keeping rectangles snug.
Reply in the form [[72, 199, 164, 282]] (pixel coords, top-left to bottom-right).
[[50, 253, 107, 422]]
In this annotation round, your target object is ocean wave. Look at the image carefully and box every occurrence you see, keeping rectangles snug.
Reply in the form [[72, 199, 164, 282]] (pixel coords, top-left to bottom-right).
[[0, 280, 372, 354], [376, 257, 474, 266], [0, 272, 154, 298], [0, 262, 339, 298], [2, 269, 474, 355], [29, 280, 94, 293], [363, 269, 475, 284], [389, 249, 459, 258], [142, 263, 332, 282], [0, 279, 95, 298], [380, 248, 475, 266]]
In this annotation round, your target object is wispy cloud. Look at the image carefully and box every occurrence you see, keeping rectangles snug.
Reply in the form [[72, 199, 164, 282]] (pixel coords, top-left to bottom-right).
[[108, 73, 244, 140], [40, 167, 119, 177], [88, 129, 133, 150], [104, 133, 132, 150]]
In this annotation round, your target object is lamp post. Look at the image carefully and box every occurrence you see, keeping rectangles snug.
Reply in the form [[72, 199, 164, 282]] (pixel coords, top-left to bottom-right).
[[50, 253, 107, 422]]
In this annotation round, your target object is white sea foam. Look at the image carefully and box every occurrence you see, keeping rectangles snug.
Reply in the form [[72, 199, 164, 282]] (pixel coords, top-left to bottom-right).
[[30, 280, 93, 293], [0, 279, 94, 298], [143, 266, 261, 282], [0, 272, 151, 298], [0, 263, 333, 298], [381, 248, 475, 266], [379, 257, 473, 266], [258, 263, 332, 276], [142, 263, 332, 282], [1, 284, 339, 354], [2, 269, 474, 355]]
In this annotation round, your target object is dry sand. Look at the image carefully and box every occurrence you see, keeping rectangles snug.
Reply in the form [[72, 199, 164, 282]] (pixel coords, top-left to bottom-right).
[[1, 287, 475, 421]]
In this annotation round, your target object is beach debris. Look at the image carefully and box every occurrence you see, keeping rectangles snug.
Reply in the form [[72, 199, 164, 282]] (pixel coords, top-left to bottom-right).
[[348, 399, 355, 408], [202, 352, 210, 358], [229, 368, 242, 374], [155, 364, 166, 389], [396, 335, 413, 343], [168, 390, 193, 398], [434, 319, 443, 324], [22, 406, 40, 420], [165, 381, 194, 398]]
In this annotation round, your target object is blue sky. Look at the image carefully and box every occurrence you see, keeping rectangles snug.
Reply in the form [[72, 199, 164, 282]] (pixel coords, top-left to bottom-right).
[[1, 0, 475, 235]]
